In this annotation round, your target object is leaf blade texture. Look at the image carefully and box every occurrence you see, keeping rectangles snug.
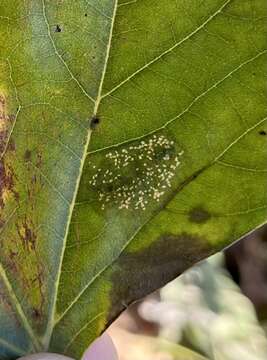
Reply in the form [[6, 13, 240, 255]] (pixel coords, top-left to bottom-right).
[[0, 0, 266, 358]]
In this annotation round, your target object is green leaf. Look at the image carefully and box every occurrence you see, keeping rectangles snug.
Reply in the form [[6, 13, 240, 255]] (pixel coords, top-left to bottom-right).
[[0, 0, 266, 358]]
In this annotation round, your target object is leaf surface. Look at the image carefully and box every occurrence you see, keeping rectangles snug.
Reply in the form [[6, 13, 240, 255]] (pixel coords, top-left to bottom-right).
[[0, 0, 266, 358]]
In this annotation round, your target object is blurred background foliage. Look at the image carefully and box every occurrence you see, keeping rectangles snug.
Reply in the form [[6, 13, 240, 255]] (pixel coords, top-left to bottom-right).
[[109, 225, 267, 359]]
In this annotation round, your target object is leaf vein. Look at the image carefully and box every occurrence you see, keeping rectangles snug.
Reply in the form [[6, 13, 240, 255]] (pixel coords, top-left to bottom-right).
[[56, 115, 267, 325], [88, 49, 267, 155], [101, 0, 232, 99], [42, 0, 95, 103]]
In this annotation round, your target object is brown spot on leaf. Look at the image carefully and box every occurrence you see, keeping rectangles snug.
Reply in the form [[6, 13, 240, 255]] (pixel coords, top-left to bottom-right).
[[31, 174, 37, 184], [31, 266, 46, 320], [0, 287, 20, 327], [0, 94, 18, 207], [107, 232, 214, 325], [16, 219, 37, 252], [24, 149, 32, 162], [9, 250, 18, 259], [7, 138, 16, 152], [0, 94, 15, 152], [90, 115, 100, 130], [0, 159, 18, 208], [189, 207, 211, 224], [259, 130, 266, 136], [36, 151, 43, 168], [32, 308, 41, 319]]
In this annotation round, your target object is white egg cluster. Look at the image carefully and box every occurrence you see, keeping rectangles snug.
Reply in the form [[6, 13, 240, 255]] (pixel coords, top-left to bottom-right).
[[89, 134, 183, 211]]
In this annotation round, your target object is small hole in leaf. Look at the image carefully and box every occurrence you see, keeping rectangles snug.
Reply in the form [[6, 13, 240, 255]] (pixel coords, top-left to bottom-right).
[[85, 13, 88, 17], [55, 25, 62, 33]]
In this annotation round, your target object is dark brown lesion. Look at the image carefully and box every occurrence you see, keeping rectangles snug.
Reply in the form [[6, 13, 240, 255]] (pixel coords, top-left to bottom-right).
[[24, 149, 32, 162], [16, 218, 37, 252], [0, 96, 47, 326], [0, 158, 18, 208], [107, 232, 213, 326], [0, 94, 16, 154], [0, 94, 18, 208], [189, 206, 211, 224], [90, 115, 101, 130]]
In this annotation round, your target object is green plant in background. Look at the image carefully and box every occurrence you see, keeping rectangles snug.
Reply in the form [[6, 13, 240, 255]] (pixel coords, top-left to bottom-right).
[[0, 0, 266, 358], [140, 253, 267, 360]]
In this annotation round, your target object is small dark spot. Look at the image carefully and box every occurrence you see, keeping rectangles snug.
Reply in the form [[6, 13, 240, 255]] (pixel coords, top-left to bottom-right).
[[0, 95, 5, 105], [24, 150, 32, 162], [36, 152, 42, 168], [31, 174, 37, 184], [106, 184, 114, 192], [9, 250, 18, 260], [17, 220, 37, 252], [90, 115, 100, 130], [0, 159, 18, 208], [32, 308, 41, 319], [189, 207, 211, 224], [85, 13, 88, 17], [7, 139, 16, 152], [154, 144, 175, 161], [259, 130, 266, 136], [55, 25, 62, 33]]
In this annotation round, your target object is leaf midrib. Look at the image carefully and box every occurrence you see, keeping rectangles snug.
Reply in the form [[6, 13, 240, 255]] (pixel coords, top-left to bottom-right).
[[42, 0, 119, 350]]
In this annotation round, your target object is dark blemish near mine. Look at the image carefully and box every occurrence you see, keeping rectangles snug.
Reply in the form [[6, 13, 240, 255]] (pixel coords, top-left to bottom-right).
[[259, 130, 266, 136], [85, 13, 88, 17], [24, 150, 32, 162], [189, 207, 211, 224], [55, 24, 62, 33], [90, 115, 100, 130]]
